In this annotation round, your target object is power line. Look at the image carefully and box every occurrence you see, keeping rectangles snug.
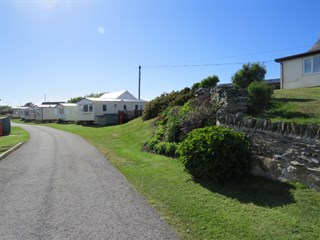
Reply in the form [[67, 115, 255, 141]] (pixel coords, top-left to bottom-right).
[[53, 67, 136, 97], [142, 60, 274, 69]]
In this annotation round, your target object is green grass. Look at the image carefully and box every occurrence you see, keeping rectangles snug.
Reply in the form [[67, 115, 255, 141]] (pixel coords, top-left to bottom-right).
[[0, 126, 29, 154], [45, 119, 320, 240], [264, 87, 320, 124]]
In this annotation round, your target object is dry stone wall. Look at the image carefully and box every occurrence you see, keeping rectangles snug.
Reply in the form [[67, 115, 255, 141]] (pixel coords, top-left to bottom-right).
[[211, 86, 320, 191], [217, 113, 320, 191]]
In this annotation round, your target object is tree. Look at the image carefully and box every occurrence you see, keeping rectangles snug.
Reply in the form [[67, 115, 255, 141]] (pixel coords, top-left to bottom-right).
[[191, 75, 220, 91], [232, 63, 266, 89], [67, 93, 105, 103]]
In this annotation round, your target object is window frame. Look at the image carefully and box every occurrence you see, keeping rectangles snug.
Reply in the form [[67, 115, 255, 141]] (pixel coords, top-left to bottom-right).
[[303, 55, 320, 74]]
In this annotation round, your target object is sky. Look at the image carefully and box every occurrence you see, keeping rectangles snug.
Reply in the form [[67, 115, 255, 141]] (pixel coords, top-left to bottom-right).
[[1, 0, 320, 107]]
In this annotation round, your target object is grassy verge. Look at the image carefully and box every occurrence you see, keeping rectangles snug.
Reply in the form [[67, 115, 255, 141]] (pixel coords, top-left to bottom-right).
[[46, 119, 320, 240], [0, 126, 29, 154], [264, 87, 320, 124]]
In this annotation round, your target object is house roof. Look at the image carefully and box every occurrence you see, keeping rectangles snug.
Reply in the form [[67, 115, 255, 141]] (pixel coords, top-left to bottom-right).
[[56, 103, 77, 107], [265, 78, 280, 84], [85, 97, 147, 103], [309, 38, 320, 52], [275, 39, 320, 62], [99, 90, 137, 100], [41, 101, 65, 105], [35, 104, 57, 108]]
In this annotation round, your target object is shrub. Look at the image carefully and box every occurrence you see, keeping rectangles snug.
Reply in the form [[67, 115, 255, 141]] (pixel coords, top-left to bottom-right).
[[142, 89, 192, 121], [247, 81, 273, 115], [164, 106, 181, 142], [154, 141, 179, 157], [179, 95, 217, 139], [178, 126, 251, 181]]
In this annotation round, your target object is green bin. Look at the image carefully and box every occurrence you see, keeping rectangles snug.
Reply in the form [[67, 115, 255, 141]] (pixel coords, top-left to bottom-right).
[[0, 117, 11, 136]]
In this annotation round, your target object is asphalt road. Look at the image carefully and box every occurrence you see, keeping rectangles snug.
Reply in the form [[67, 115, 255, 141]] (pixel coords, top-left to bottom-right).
[[0, 124, 179, 240]]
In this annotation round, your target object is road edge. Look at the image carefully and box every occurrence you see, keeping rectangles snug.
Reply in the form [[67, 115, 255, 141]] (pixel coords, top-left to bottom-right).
[[0, 142, 24, 161]]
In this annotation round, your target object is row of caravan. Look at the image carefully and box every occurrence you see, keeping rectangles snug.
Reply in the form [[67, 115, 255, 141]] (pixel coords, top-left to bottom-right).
[[12, 90, 147, 126]]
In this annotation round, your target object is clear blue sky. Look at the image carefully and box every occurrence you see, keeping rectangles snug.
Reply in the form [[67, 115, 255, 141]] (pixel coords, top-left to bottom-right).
[[1, 0, 320, 107]]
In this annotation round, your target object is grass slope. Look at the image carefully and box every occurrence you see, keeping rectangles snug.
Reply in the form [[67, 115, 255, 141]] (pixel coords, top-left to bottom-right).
[[0, 126, 29, 154], [48, 119, 320, 240], [265, 87, 320, 124]]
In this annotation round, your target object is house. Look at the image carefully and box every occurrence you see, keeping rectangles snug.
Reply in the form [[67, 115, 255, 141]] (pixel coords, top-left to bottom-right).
[[275, 39, 320, 89], [34, 104, 58, 122], [76, 90, 147, 126]]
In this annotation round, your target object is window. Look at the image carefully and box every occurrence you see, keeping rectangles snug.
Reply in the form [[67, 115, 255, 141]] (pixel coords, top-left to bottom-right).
[[82, 104, 93, 112], [59, 108, 64, 114], [103, 104, 107, 112], [304, 55, 320, 74], [135, 105, 138, 110], [124, 105, 127, 110], [304, 58, 312, 73], [314, 56, 320, 72]]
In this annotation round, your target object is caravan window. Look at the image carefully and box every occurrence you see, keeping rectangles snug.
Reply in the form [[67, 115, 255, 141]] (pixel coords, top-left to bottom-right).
[[82, 104, 93, 112]]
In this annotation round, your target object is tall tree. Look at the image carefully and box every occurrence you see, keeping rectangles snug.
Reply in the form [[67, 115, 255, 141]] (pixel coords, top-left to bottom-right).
[[232, 63, 266, 89]]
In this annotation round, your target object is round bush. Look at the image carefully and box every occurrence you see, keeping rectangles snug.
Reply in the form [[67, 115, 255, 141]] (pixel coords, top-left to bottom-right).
[[178, 126, 251, 181]]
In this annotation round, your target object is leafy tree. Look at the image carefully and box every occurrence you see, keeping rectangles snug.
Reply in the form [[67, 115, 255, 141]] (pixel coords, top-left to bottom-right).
[[232, 63, 266, 89], [68, 97, 83, 103], [0, 105, 12, 115], [192, 75, 220, 91], [67, 93, 105, 103]]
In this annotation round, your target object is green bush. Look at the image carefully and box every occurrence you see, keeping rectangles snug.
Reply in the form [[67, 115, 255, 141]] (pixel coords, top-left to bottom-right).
[[164, 106, 181, 142], [178, 126, 251, 181], [154, 141, 179, 157], [248, 81, 273, 115], [142, 89, 192, 121]]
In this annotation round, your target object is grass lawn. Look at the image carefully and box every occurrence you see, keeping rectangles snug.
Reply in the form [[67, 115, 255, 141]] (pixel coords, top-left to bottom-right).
[[0, 126, 29, 154], [44, 119, 320, 240], [264, 87, 320, 124]]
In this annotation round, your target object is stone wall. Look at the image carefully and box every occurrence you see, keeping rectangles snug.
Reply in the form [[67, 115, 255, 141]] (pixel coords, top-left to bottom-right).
[[217, 113, 320, 191], [211, 85, 248, 114]]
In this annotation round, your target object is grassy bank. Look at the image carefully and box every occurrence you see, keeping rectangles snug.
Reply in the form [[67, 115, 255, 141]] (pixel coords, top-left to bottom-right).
[[0, 126, 29, 154], [265, 87, 320, 124], [47, 119, 320, 240]]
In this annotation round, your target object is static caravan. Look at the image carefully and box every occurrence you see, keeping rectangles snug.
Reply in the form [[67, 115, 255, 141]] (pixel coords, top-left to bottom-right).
[[34, 104, 58, 122], [24, 106, 36, 121], [12, 107, 22, 118], [18, 107, 29, 120], [55, 103, 78, 122], [76, 90, 147, 126]]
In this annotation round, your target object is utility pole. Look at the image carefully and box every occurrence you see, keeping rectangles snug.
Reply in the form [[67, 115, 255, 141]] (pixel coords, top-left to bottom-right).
[[138, 65, 141, 100]]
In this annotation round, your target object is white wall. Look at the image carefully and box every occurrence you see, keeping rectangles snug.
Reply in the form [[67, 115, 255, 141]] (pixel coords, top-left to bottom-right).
[[282, 56, 320, 89]]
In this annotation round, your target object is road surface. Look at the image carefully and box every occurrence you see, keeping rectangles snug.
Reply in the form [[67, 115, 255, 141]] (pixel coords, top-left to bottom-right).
[[0, 124, 179, 240]]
